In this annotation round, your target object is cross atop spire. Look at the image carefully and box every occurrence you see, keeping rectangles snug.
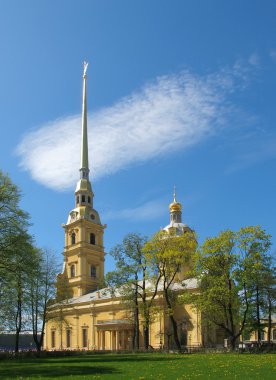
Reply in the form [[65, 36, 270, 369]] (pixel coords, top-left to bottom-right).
[[173, 185, 177, 203], [80, 61, 89, 179]]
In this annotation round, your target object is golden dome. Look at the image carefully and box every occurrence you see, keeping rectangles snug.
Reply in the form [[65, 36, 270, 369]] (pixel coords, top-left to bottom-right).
[[169, 186, 182, 212], [169, 201, 182, 212]]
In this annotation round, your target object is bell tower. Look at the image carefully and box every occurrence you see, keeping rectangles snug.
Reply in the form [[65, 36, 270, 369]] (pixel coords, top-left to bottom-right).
[[60, 62, 105, 298]]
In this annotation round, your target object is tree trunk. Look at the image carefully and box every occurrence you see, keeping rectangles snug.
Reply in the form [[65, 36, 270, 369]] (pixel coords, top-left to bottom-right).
[[163, 286, 181, 351], [15, 328, 20, 353], [170, 314, 181, 351], [133, 283, 139, 350], [256, 286, 261, 344], [15, 283, 22, 353], [267, 291, 272, 344], [144, 325, 149, 349], [230, 335, 237, 351]]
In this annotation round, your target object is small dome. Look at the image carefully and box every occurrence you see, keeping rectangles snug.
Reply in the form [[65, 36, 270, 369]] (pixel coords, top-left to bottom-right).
[[169, 186, 182, 212], [169, 201, 182, 212]]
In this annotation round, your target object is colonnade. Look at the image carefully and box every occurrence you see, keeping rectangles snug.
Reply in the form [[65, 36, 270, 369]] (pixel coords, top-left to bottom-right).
[[97, 329, 132, 350]]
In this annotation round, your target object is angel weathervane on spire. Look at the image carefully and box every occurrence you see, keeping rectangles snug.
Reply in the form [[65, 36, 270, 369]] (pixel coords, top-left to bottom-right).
[[83, 61, 89, 77]]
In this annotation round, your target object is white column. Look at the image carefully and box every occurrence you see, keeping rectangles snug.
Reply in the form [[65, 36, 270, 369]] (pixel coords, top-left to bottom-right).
[[115, 330, 119, 350], [97, 330, 100, 350], [101, 331, 105, 350]]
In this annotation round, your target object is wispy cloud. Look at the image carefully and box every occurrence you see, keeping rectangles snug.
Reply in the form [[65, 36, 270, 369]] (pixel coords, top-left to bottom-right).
[[103, 198, 167, 222], [226, 135, 276, 174], [269, 49, 276, 63], [248, 53, 260, 67], [16, 67, 245, 191]]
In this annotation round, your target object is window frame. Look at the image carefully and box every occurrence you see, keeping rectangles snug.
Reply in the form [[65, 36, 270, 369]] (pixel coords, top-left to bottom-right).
[[82, 328, 88, 348], [71, 232, 76, 245], [66, 329, 71, 348], [90, 265, 96, 278], [51, 330, 56, 349], [90, 233, 96, 245], [70, 264, 76, 278]]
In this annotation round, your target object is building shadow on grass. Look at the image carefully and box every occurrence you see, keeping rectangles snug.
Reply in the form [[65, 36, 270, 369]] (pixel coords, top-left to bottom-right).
[[0, 364, 120, 378], [0, 354, 187, 378], [48, 354, 187, 364]]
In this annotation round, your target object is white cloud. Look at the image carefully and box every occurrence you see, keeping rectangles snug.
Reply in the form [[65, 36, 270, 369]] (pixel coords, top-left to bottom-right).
[[17, 69, 238, 191]]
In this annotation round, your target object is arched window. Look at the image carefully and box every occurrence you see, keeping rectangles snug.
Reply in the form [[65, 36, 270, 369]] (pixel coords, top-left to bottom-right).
[[91, 265, 96, 278], [82, 195, 86, 203], [70, 265, 75, 278], [88, 196, 91, 204], [90, 233, 95, 245], [71, 232, 76, 245]]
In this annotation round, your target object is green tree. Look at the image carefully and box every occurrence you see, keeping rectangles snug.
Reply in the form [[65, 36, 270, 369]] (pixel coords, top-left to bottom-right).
[[145, 229, 197, 351], [187, 226, 272, 350], [265, 270, 276, 343], [27, 248, 57, 351], [0, 232, 36, 352], [0, 171, 53, 352], [106, 233, 161, 350], [237, 226, 273, 344], [0, 170, 30, 270]]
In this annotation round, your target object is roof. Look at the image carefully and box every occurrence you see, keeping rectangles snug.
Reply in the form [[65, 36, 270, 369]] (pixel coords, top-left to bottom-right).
[[54, 277, 199, 307], [66, 206, 101, 225], [163, 222, 191, 235]]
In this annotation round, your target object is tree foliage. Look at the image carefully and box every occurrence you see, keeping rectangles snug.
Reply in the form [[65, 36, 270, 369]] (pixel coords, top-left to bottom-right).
[[106, 233, 161, 350], [144, 229, 197, 351], [0, 171, 57, 351], [186, 226, 274, 350], [28, 248, 57, 351]]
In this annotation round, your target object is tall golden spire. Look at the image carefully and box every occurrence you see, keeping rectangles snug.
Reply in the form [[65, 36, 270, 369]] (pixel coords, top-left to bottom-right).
[[80, 61, 89, 179], [75, 61, 93, 204]]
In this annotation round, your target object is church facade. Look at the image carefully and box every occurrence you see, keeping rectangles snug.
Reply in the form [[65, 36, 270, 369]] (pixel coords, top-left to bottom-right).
[[44, 65, 221, 351]]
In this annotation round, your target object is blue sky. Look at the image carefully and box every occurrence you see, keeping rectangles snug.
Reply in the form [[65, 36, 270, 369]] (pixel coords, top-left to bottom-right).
[[1, 0, 276, 272]]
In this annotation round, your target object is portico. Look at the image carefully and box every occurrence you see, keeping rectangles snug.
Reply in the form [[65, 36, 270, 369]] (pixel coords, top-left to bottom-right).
[[96, 320, 133, 350]]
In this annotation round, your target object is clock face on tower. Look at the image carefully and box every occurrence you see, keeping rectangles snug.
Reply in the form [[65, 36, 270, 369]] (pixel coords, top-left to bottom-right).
[[70, 211, 78, 221]]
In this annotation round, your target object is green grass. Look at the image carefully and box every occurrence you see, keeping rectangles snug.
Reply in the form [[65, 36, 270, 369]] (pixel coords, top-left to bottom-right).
[[0, 352, 275, 380]]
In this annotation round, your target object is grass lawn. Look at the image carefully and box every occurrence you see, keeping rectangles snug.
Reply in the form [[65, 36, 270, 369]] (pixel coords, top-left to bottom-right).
[[0, 352, 275, 380]]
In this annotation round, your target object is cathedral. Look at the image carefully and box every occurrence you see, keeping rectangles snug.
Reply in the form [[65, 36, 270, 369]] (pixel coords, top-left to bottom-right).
[[44, 64, 219, 351]]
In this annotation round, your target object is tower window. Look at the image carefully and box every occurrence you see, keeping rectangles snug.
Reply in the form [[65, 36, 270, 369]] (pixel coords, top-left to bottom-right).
[[88, 196, 91, 203], [71, 232, 76, 245], [70, 265, 75, 278], [76, 196, 80, 204], [91, 265, 96, 278], [90, 233, 95, 245], [82, 195, 86, 203]]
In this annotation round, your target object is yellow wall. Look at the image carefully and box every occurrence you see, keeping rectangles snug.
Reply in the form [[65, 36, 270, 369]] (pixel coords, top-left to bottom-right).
[[45, 294, 203, 350]]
